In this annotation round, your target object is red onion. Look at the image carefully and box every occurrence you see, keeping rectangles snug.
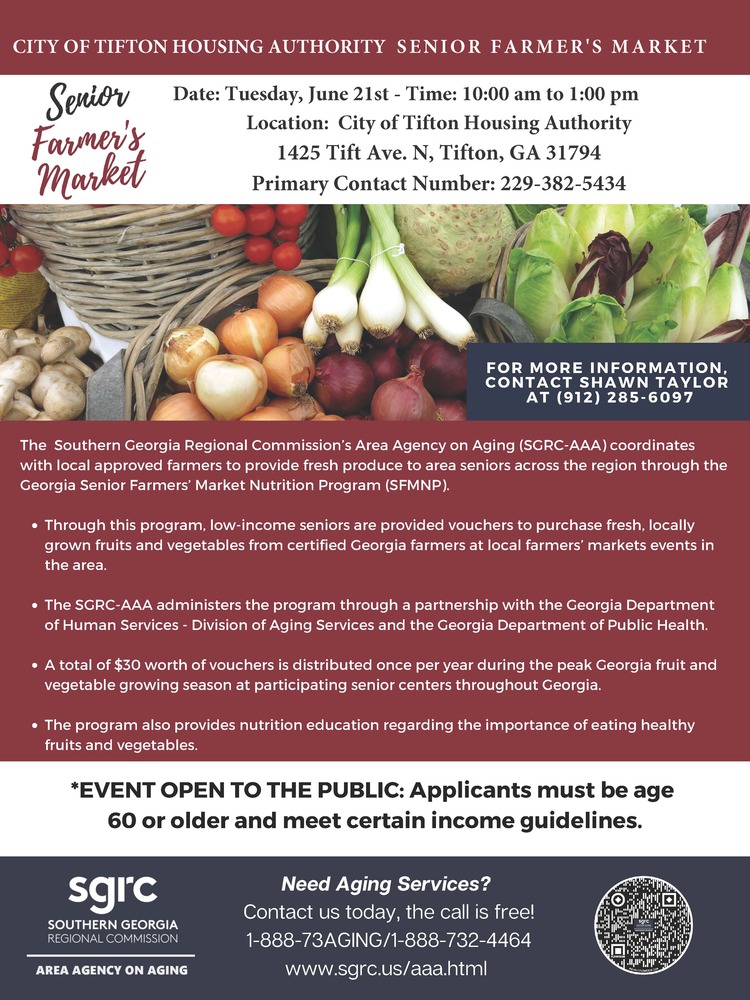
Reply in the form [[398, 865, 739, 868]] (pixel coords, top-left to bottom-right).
[[435, 397, 467, 421], [367, 323, 417, 353], [311, 353, 375, 416], [420, 340, 467, 398], [402, 335, 434, 371], [371, 367, 438, 422], [345, 412, 373, 421], [319, 333, 342, 357], [364, 344, 405, 387]]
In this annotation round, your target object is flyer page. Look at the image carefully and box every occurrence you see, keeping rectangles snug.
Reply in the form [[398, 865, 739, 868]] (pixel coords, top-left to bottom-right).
[[2, 5, 748, 996]]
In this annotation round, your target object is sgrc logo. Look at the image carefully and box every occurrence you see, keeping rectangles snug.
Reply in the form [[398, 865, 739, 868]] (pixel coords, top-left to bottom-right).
[[68, 875, 158, 914]]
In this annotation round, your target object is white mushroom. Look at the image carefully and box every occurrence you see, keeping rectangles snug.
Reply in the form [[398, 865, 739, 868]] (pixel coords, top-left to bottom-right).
[[14, 332, 49, 364], [41, 362, 87, 388], [0, 327, 42, 364], [40, 326, 93, 376], [2, 395, 40, 420], [0, 356, 41, 418], [32, 371, 86, 420]]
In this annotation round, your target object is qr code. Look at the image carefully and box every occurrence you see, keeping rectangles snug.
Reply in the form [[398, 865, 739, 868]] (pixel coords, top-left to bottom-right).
[[594, 875, 693, 974]]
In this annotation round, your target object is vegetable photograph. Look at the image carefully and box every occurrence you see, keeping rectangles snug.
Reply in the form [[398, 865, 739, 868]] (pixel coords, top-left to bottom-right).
[[499, 203, 750, 345], [2, 201, 748, 420]]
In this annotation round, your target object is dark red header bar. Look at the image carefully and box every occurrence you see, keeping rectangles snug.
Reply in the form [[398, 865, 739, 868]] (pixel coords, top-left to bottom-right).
[[1, 5, 730, 74]]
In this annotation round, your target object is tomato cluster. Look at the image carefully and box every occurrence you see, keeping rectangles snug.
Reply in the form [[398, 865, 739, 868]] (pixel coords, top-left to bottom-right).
[[0, 206, 45, 280], [209, 204, 309, 271]]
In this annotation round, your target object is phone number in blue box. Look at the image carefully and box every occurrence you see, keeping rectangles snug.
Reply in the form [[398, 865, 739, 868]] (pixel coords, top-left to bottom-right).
[[467, 344, 750, 420]]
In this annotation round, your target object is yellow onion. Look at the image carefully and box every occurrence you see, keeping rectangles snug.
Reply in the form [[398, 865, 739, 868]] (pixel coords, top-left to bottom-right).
[[257, 274, 316, 334], [262, 341, 316, 398], [216, 308, 278, 361], [163, 325, 220, 386], [312, 413, 345, 421], [150, 393, 214, 421], [194, 355, 267, 420], [239, 407, 294, 422], [265, 395, 323, 421]]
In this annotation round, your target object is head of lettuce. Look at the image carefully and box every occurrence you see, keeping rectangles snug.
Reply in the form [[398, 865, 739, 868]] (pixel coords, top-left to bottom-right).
[[547, 295, 629, 343]]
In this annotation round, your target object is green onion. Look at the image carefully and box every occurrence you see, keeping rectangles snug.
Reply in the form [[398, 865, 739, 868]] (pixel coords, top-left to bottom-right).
[[358, 214, 406, 339], [333, 204, 349, 257], [365, 204, 476, 349], [302, 311, 326, 353], [403, 289, 433, 338], [330, 205, 362, 283], [335, 315, 365, 354], [313, 215, 371, 338]]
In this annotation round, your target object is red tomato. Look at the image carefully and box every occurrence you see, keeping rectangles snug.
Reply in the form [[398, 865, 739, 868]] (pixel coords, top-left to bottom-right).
[[244, 236, 274, 264], [210, 204, 246, 237], [272, 242, 302, 271], [270, 221, 300, 244], [244, 204, 276, 236], [275, 204, 308, 227], [0, 240, 8, 266], [0, 262, 18, 279], [9, 243, 44, 272]]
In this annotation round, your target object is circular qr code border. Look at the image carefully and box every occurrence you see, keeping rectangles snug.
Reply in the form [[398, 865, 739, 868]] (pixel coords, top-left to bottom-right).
[[593, 874, 694, 976]]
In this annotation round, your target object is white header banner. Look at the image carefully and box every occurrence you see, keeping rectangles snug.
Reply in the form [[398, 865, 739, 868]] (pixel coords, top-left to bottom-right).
[[5, 75, 748, 203]]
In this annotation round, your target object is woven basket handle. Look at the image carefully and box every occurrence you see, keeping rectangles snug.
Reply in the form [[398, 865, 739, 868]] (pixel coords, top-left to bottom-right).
[[469, 298, 536, 343]]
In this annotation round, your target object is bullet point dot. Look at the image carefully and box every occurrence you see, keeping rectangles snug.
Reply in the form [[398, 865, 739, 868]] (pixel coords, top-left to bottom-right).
[[32, 522, 38, 528], [31, 602, 38, 609], [32, 662, 38, 669], [32, 723, 38, 729]]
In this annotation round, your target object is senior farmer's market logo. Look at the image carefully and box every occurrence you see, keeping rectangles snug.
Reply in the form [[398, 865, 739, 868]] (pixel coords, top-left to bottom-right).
[[31, 81, 147, 199]]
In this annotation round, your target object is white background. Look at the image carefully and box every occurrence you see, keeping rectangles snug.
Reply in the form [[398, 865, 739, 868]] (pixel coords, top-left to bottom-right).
[[5, 74, 749, 203], [5, 760, 747, 856]]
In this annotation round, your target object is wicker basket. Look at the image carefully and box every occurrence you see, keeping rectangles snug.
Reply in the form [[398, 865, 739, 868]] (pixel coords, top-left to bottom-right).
[[470, 221, 536, 344], [8, 204, 319, 343], [123, 258, 336, 420]]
